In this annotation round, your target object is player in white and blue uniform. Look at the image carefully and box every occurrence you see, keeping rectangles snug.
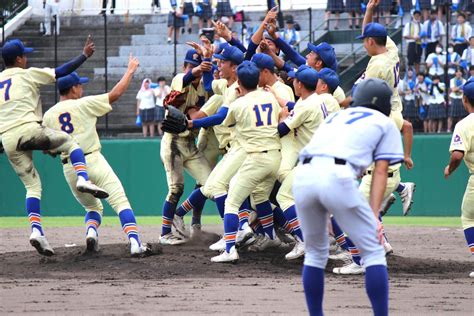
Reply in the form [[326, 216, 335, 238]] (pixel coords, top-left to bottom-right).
[[293, 78, 404, 316]]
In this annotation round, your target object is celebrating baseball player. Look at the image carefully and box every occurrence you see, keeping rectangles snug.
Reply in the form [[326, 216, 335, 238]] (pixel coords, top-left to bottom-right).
[[294, 78, 404, 316], [42, 55, 151, 257], [0, 37, 109, 256]]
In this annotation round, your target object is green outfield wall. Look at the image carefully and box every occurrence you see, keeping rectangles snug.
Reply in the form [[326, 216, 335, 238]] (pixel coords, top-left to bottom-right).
[[0, 135, 469, 217]]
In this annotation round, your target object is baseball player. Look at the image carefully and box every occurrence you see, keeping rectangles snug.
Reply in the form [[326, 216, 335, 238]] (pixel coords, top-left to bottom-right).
[[159, 49, 213, 245], [42, 56, 150, 256], [211, 61, 282, 263], [0, 37, 108, 256], [294, 78, 404, 316], [444, 78, 474, 278]]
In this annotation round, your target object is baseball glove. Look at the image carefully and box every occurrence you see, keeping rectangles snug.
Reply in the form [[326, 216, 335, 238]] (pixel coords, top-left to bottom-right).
[[163, 90, 186, 108], [162, 106, 188, 134]]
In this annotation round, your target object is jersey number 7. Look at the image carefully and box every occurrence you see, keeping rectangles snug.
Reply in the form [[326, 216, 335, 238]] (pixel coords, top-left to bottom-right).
[[0, 79, 12, 101], [253, 103, 273, 127]]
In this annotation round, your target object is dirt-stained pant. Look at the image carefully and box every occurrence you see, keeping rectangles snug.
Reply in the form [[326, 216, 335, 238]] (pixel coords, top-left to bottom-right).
[[462, 176, 474, 229], [1, 122, 81, 199], [160, 132, 211, 204]]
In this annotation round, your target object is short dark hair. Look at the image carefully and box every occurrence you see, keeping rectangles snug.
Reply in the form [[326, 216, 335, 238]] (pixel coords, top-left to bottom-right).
[[320, 79, 336, 94], [470, 65, 474, 71], [458, 12, 466, 19], [157, 76, 166, 82], [3, 56, 17, 66], [59, 87, 72, 96], [466, 95, 474, 107], [371, 36, 387, 46], [300, 79, 316, 92], [239, 77, 258, 90], [430, 9, 437, 15], [417, 72, 425, 78]]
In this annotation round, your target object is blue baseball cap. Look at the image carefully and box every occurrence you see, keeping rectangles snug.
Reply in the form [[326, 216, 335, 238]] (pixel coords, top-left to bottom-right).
[[307, 42, 337, 71], [213, 45, 244, 65], [184, 49, 202, 66], [356, 22, 388, 39], [288, 65, 319, 88], [251, 53, 275, 71], [215, 42, 230, 54], [57, 72, 89, 91], [237, 60, 260, 89], [317, 68, 340, 91], [1, 39, 33, 60], [463, 78, 474, 99]]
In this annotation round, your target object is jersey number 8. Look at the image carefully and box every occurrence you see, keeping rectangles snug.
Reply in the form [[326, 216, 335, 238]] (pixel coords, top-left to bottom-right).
[[58, 112, 75, 134]]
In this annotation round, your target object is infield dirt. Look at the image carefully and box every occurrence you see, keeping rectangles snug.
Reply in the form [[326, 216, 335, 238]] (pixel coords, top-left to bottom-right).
[[0, 225, 472, 315]]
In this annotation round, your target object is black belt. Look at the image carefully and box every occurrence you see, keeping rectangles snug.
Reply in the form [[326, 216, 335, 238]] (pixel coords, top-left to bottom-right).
[[366, 170, 394, 177], [62, 152, 92, 165], [303, 157, 346, 165]]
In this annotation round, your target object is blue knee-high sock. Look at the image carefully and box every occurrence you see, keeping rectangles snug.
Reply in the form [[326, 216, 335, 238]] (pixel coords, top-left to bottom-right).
[[345, 237, 361, 265], [119, 209, 141, 245], [365, 265, 389, 316], [175, 188, 207, 218], [302, 265, 324, 316], [85, 211, 101, 235], [192, 185, 205, 225], [273, 206, 292, 233], [238, 199, 251, 230], [69, 148, 89, 181], [255, 201, 275, 239], [331, 216, 348, 251], [224, 213, 239, 252], [161, 200, 176, 236], [464, 227, 474, 256], [250, 219, 265, 235], [285, 205, 304, 241], [26, 197, 43, 236], [396, 183, 405, 193], [215, 194, 227, 220]]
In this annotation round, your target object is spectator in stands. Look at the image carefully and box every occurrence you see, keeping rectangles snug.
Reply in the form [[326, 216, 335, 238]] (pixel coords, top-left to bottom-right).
[[447, 43, 462, 78], [376, 0, 392, 26], [153, 76, 170, 137], [216, 0, 234, 29], [280, 17, 300, 48], [324, 0, 344, 30], [398, 0, 413, 25], [417, 0, 432, 21], [428, 75, 446, 133], [43, 0, 60, 37], [196, 0, 213, 31], [461, 36, 474, 71], [151, 0, 161, 14], [451, 12, 472, 56], [167, 0, 185, 44], [469, 65, 474, 81], [448, 67, 468, 132], [345, 0, 362, 29], [100, 0, 115, 15], [182, 0, 194, 34], [435, 0, 450, 21], [422, 10, 445, 58], [136, 79, 157, 137], [415, 72, 430, 133], [426, 43, 446, 77], [400, 68, 418, 125], [403, 10, 423, 74]]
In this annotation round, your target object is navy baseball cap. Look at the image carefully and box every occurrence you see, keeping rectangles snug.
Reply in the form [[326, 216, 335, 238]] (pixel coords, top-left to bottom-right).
[[57, 72, 89, 91], [184, 49, 202, 66], [307, 42, 337, 71], [213, 45, 244, 65], [463, 78, 474, 99], [317, 68, 339, 91], [215, 42, 230, 54], [357, 22, 388, 39], [251, 53, 275, 71], [237, 60, 260, 88], [1, 39, 33, 60], [288, 65, 318, 88]]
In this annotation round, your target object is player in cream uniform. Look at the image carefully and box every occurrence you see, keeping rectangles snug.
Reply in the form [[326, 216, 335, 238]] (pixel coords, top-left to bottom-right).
[[444, 78, 474, 278], [43, 56, 150, 256], [0, 38, 108, 256], [211, 61, 282, 263]]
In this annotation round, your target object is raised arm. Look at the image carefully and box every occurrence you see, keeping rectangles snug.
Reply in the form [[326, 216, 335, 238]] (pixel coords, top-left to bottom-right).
[[55, 35, 95, 78], [266, 20, 305, 66], [362, 0, 378, 31], [109, 54, 140, 104]]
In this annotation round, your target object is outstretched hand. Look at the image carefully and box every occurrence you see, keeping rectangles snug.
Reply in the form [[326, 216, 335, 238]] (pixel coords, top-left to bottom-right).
[[127, 53, 140, 73], [83, 35, 95, 58]]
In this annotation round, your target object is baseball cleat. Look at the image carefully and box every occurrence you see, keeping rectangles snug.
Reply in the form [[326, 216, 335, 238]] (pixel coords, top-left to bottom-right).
[[275, 226, 296, 244], [285, 238, 305, 260], [173, 215, 189, 238], [209, 236, 226, 251], [380, 193, 396, 217], [328, 249, 352, 262], [333, 262, 365, 275], [247, 235, 281, 252], [131, 242, 152, 257], [86, 228, 99, 252], [190, 224, 202, 239], [29, 231, 54, 256], [76, 177, 109, 199], [400, 182, 416, 216], [159, 233, 186, 245], [383, 241, 394, 256], [469, 271, 474, 278], [236, 225, 254, 247], [210, 246, 239, 263]]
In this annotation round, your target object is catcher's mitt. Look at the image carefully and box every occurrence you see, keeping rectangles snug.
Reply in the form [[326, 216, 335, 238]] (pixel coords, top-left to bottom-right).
[[163, 90, 186, 108], [162, 105, 188, 134]]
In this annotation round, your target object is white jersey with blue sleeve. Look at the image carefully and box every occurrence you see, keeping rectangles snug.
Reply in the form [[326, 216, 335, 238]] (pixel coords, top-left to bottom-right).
[[299, 107, 404, 176]]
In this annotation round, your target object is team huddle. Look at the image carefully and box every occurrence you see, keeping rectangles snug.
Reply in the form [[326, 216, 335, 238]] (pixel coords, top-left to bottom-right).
[[1, 0, 473, 315]]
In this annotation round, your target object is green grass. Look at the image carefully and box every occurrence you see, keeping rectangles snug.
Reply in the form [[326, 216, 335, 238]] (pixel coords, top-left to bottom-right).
[[0, 216, 461, 229]]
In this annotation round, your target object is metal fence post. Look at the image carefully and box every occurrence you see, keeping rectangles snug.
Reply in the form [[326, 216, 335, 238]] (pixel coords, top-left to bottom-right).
[[104, 12, 109, 133], [173, 11, 177, 76], [308, 7, 312, 43], [54, 15, 58, 103]]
